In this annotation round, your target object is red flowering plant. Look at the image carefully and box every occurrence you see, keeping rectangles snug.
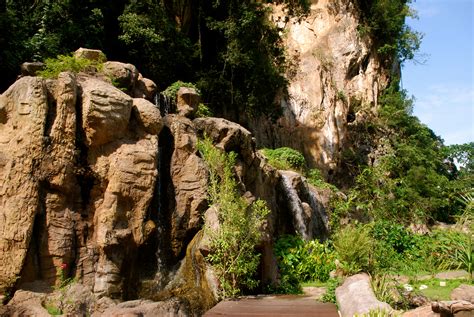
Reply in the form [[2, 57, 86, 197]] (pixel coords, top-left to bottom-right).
[[56, 263, 71, 288]]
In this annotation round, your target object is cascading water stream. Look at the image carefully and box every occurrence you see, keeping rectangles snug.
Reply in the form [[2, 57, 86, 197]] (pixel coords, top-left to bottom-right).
[[154, 92, 172, 116], [280, 173, 309, 240]]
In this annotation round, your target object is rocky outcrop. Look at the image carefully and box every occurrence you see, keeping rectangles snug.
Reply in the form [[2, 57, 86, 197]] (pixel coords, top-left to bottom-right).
[[336, 273, 393, 317], [0, 50, 335, 314], [245, 0, 389, 177]]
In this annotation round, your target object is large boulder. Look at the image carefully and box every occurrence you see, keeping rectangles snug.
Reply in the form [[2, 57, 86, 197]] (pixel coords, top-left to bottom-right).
[[102, 61, 139, 92], [80, 77, 132, 147], [336, 273, 393, 317], [163, 115, 209, 258], [98, 298, 190, 317], [452, 284, 474, 303], [133, 98, 163, 135], [74, 47, 107, 62], [133, 74, 158, 101], [20, 62, 45, 76]]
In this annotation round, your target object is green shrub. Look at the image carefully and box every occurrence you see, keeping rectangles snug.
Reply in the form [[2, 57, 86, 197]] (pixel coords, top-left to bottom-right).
[[333, 225, 375, 274], [429, 229, 473, 279], [162, 81, 200, 103], [370, 274, 398, 306], [321, 278, 341, 303], [198, 136, 269, 298], [371, 221, 417, 254], [271, 235, 336, 294], [38, 53, 105, 78], [195, 103, 213, 118], [306, 169, 338, 191], [261, 147, 306, 171]]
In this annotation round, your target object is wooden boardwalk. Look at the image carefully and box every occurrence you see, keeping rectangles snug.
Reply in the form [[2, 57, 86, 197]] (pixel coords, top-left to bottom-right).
[[204, 295, 339, 317]]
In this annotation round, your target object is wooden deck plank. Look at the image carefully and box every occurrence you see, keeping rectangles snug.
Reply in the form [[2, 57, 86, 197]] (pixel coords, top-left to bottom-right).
[[204, 296, 339, 317]]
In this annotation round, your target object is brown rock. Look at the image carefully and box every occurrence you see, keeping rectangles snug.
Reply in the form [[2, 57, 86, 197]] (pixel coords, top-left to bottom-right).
[[6, 290, 50, 317], [98, 298, 190, 317], [452, 284, 474, 303], [432, 300, 474, 316], [133, 98, 163, 135], [176, 87, 200, 117], [336, 273, 393, 317], [74, 47, 107, 62], [164, 115, 209, 258], [102, 61, 139, 92], [20, 62, 45, 76], [402, 305, 439, 317], [133, 75, 157, 101], [80, 77, 132, 146], [0, 77, 48, 292]]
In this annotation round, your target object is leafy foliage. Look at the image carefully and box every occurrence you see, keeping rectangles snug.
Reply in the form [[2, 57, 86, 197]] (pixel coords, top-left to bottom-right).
[[273, 235, 336, 293], [38, 53, 104, 78], [198, 136, 270, 298], [333, 224, 376, 274], [357, 0, 421, 62], [261, 147, 306, 171], [195, 103, 214, 118], [335, 81, 460, 224], [321, 278, 341, 303], [162, 81, 200, 103]]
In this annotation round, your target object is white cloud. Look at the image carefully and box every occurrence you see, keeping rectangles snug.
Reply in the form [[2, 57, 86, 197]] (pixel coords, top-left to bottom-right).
[[413, 84, 474, 145]]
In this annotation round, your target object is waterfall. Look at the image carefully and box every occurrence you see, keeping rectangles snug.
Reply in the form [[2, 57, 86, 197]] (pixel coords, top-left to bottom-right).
[[281, 173, 309, 240], [154, 92, 172, 116]]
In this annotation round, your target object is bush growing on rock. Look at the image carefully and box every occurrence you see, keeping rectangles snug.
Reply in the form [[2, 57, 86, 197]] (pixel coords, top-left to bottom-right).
[[198, 136, 270, 298], [38, 53, 105, 78], [261, 147, 306, 171]]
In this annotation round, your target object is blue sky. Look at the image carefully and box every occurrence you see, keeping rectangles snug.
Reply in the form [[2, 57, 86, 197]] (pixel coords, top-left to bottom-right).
[[402, 0, 473, 145]]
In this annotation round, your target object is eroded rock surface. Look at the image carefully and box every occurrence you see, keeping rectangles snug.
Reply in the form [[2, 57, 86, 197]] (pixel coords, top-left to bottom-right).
[[246, 0, 390, 176], [1, 53, 337, 314]]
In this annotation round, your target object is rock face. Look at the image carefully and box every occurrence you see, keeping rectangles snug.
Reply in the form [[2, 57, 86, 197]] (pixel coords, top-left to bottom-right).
[[452, 284, 474, 303], [245, 0, 389, 176], [0, 56, 333, 314], [336, 273, 393, 317]]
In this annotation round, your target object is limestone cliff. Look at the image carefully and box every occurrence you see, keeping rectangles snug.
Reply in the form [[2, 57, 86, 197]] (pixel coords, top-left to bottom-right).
[[247, 0, 390, 178]]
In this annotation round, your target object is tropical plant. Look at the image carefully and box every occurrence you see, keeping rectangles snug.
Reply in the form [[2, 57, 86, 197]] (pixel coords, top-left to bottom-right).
[[333, 224, 375, 274], [273, 235, 336, 293], [198, 136, 270, 298]]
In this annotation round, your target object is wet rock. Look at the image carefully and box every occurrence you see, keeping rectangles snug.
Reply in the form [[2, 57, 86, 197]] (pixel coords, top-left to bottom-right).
[[164, 115, 209, 258]]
